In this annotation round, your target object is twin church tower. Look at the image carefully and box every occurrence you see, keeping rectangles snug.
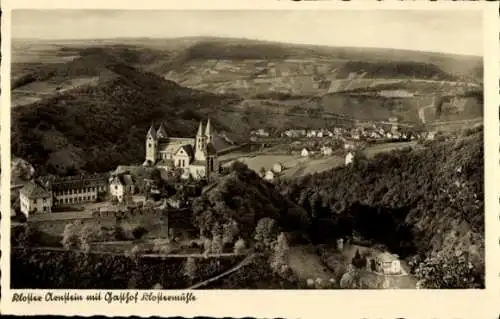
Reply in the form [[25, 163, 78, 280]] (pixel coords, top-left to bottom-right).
[[144, 119, 219, 180]]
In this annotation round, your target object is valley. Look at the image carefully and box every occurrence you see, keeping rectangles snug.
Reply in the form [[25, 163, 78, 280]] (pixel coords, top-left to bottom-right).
[[10, 36, 484, 290]]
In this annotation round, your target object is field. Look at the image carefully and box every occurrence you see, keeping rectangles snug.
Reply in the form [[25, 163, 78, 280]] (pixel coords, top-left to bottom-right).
[[222, 154, 302, 172], [363, 141, 419, 158]]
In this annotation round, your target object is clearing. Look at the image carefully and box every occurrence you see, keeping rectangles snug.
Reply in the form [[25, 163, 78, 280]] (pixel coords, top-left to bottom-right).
[[288, 245, 336, 283]]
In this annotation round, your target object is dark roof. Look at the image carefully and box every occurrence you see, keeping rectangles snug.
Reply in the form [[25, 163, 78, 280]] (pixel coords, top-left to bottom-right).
[[20, 182, 51, 199], [42, 174, 108, 192], [206, 143, 217, 155], [147, 124, 157, 139], [110, 173, 135, 186], [157, 124, 168, 139]]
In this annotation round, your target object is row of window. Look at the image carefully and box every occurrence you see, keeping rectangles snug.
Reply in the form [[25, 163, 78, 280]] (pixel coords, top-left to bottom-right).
[[55, 194, 97, 204], [32, 197, 50, 205], [54, 186, 102, 196]]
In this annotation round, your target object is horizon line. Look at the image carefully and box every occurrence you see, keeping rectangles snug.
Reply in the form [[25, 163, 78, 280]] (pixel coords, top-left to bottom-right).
[[11, 35, 483, 58]]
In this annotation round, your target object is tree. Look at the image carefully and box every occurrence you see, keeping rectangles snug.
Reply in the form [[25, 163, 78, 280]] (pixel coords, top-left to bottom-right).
[[61, 222, 79, 250], [184, 257, 197, 284], [254, 217, 278, 251], [259, 167, 266, 177], [351, 249, 367, 269], [211, 224, 224, 254], [222, 220, 239, 245], [414, 252, 481, 288], [270, 232, 291, 278], [234, 238, 246, 254], [79, 223, 99, 253]]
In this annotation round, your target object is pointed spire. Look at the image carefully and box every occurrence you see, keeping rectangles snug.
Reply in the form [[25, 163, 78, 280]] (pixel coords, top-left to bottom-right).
[[196, 121, 204, 136], [204, 118, 212, 137], [147, 124, 156, 139], [157, 124, 167, 139]]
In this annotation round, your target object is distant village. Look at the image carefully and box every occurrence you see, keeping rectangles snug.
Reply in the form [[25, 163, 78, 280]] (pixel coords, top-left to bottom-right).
[[13, 114, 439, 223]]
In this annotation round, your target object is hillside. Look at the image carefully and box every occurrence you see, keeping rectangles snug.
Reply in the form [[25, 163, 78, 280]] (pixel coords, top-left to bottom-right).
[[11, 62, 242, 175], [11, 38, 484, 174], [278, 127, 484, 288], [192, 162, 311, 240]]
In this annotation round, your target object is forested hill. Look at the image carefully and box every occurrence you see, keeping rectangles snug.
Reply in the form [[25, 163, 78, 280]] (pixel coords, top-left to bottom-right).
[[278, 127, 484, 288], [11, 62, 241, 175], [191, 162, 311, 241]]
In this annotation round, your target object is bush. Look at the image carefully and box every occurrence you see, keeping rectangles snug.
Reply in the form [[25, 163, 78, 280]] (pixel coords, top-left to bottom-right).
[[234, 238, 246, 254]]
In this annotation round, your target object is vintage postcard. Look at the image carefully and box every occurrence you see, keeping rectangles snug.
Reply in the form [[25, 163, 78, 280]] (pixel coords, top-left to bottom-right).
[[1, 0, 499, 318]]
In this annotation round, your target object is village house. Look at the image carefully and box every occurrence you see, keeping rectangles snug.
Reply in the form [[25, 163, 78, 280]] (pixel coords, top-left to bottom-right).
[[19, 181, 53, 218], [321, 146, 333, 156], [301, 148, 310, 157], [40, 174, 108, 207], [144, 119, 219, 181], [272, 162, 284, 174], [344, 142, 355, 150], [109, 173, 136, 203], [264, 170, 275, 182], [345, 152, 355, 166], [375, 252, 402, 275], [307, 130, 317, 138]]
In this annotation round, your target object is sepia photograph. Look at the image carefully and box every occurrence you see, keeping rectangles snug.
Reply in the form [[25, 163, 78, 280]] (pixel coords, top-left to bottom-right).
[[9, 9, 485, 290]]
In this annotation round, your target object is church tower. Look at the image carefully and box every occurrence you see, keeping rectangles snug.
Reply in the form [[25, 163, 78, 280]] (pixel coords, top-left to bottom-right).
[[194, 121, 207, 162], [204, 118, 218, 177], [145, 124, 158, 164], [205, 118, 213, 144]]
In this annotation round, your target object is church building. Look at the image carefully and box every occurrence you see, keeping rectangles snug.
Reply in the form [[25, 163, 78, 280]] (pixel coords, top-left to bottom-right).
[[144, 119, 219, 180]]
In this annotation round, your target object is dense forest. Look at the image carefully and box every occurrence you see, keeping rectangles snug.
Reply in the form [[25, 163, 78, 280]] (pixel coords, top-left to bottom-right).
[[11, 62, 241, 175], [278, 126, 484, 288]]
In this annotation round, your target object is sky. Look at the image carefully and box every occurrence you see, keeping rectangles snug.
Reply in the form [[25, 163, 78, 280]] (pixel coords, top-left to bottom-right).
[[12, 10, 483, 56]]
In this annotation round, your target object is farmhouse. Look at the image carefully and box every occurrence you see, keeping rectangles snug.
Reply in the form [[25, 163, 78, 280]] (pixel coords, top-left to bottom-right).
[[301, 148, 310, 157], [375, 252, 402, 275], [345, 152, 355, 166], [272, 163, 284, 173], [40, 174, 108, 207], [109, 172, 136, 203], [19, 181, 53, 217], [144, 119, 219, 181], [264, 170, 275, 181]]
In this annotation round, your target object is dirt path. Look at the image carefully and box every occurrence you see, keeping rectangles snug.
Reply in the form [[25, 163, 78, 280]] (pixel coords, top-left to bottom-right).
[[288, 245, 335, 282], [187, 253, 257, 289]]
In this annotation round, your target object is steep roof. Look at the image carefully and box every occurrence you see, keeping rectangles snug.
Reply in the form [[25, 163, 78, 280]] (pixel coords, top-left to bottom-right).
[[196, 121, 204, 136], [110, 173, 135, 187], [157, 124, 168, 139], [147, 124, 157, 139], [175, 144, 194, 158], [204, 118, 213, 136], [206, 142, 217, 155], [20, 182, 51, 199]]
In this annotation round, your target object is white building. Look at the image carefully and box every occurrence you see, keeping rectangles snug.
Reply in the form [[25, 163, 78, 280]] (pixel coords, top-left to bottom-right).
[[376, 252, 401, 275], [345, 152, 355, 166], [264, 170, 275, 181], [19, 182, 53, 218], [321, 146, 333, 156], [301, 148, 310, 157], [109, 173, 136, 203], [272, 163, 284, 173]]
